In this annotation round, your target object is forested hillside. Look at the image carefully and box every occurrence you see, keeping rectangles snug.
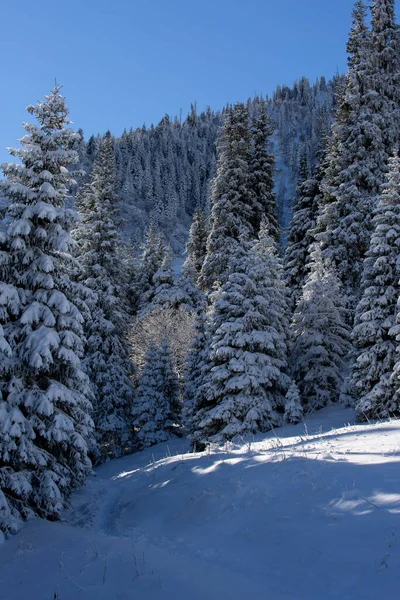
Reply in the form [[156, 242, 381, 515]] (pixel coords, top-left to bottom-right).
[[77, 75, 341, 250]]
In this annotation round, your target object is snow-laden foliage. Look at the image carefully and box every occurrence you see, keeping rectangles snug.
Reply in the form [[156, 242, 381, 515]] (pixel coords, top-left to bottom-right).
[[132, 339, 180, 448], [370, 0, 400, 150], [0, 86, 94, 537], [199, 103, 257, 293], [135, 222, 166, 308], [284, 382, 303, 424], [182, 207, 209, 284], [73, 131, 135, 462], [190, 227, 291, 444], [285, 175, 321, 312], [351, 153, 400, 420], [291, 247, 351, 412], [140, 245, 202, 315], [314, 0, 400, 307], [199, 101, 281, 294], [76, 79, 337, 248], [250, 100, 279, 242]]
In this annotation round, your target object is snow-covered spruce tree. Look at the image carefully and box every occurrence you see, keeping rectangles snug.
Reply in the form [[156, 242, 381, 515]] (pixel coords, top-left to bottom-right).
[[74, 131, 135, 462], [291, 247, 351, 412], [190, 229, 291, 445], [285, 175, 321, 312], [140, 244, 202, 314], [370, 0, 400, 150], [182, 207, 208, 284], [135, 221, 166, 307], [314, 0, 396, 306], [0, 286, 33, 537], [250, 100, 279, 242], [351, 153, 400, 420], [0, 86, 94, 536], [283, 382, 303, 424], [199, 104, 257, 293], [132, 339, 180, 447]]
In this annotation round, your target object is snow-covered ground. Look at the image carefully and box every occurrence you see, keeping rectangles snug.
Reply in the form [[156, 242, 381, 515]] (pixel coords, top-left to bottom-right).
[[1, 405, 399, 600]]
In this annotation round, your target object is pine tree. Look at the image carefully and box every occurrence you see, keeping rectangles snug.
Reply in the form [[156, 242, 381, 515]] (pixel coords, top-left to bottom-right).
[[291, 248, 351, 412], [183, 207, 208, 282], [285, 176, 321, 312], [314, 0, 395, 305], [140, 245, 203, 315], [351, 153, 400, 420], [250, 100, 279, 241], [370, 0, 400, 150], [136, 222, 165, 305], [283, 383, 303, 424], [0, 86, 94, 536], [190, 228, 291, 445], [199, 104, 257, 292], [132, 339, 180, 447], [73, 132, 135, 461]]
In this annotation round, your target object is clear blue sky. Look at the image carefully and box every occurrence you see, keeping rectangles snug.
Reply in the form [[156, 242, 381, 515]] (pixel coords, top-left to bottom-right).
[[0, 0, 394, 164]]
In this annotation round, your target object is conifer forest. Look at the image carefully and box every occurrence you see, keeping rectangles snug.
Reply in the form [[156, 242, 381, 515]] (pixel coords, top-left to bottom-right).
[[0, 2, 400, 599]]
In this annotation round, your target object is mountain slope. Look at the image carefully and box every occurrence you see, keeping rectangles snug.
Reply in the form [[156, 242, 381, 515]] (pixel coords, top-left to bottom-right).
[[1, 406, 399, 599]]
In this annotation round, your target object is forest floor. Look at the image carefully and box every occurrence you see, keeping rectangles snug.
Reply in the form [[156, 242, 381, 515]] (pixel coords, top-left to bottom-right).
[[1, 405, 399, 600]]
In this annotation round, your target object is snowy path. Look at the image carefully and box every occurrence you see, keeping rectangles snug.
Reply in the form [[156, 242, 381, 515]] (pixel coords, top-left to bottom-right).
[[1, 405, 400, 599]]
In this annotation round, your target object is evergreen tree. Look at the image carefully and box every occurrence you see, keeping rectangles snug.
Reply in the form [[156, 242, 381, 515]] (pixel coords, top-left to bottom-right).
[[183, 207, 208, 282], [291, 248, 351, 412], [136, 222, 165, 305], [250, 100, 279, 241], [190, 229, 291, 445], [314, 0, 400, 307], [370, 0, 400, 150], [351, 153, 400, 420], [0, 86, 94, 536], [285, 176, 321, 312], [132, 339, 180, 447], [199, 104, 257, 292], [283, 382, 303, 424], [74, 132, 135, 461], [140, 245, 203, 315]]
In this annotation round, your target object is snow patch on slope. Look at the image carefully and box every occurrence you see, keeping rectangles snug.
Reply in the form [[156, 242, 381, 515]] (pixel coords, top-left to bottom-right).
[[1, 405, 399, 599]]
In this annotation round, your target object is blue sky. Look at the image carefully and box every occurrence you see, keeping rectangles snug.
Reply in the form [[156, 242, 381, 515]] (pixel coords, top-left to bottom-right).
[[0, 0, 389, 164]]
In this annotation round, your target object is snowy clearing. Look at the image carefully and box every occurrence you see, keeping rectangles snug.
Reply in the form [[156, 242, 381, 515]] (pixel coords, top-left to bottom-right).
[[1, 405, 399, 600]]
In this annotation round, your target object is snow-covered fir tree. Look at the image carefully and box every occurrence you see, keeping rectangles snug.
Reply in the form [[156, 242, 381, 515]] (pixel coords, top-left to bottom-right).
[[0, 86, 94, 537], [291, 247, 351, 412], [314, 0, 400, 307], [140, 245, 202, 314], [370, 0, 400, 150], [285, 174, 321, 312], [283, 382, 303, 424], [189, 227, 291, 445], [199, 104, 257, 292], [250, 100, 279, 242], [135, 221, 166, 307], [182, 207, 209, 283], [132, 339, 180, 448], [351, 152, 400, 420], [73, 131, 136, 461]]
